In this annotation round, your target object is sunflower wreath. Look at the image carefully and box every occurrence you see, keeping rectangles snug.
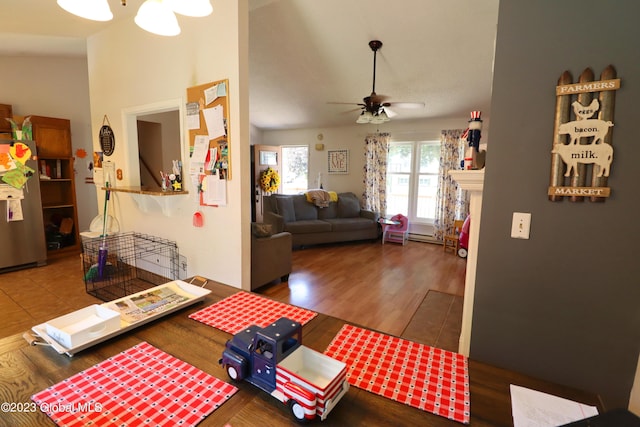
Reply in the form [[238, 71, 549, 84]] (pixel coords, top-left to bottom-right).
[[259, 167, 280, 193]]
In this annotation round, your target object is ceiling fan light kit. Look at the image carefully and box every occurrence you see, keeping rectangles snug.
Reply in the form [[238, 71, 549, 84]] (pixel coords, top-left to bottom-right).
[[167, 0, 214, 17], [357, 109, 390, 124], [57, 0, 113, 21], [57, 0, 212, 36], [135, 0, 181, 36]]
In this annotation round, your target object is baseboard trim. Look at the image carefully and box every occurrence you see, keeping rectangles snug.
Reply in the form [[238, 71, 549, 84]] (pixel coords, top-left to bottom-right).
[[408, 233, 440, 244]]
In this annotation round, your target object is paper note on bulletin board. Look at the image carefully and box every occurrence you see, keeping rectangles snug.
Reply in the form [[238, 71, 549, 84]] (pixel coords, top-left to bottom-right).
[[187, 79, 231, 181], [199, 172, 226, 207]]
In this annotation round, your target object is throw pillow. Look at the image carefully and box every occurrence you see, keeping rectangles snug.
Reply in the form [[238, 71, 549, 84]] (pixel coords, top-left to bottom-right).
[[252, 222, 273, 238], [275, 196, 296, 223], [337, 193, 361, 218]]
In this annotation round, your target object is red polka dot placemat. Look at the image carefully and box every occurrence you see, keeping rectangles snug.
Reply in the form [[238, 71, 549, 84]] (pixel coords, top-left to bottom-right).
[[324, 324, 470, 424], [189, 291, 317, 334], [31, 342, 237, 427]]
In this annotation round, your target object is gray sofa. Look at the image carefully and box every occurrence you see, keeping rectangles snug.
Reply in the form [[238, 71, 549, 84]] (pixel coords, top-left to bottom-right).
[[262, 192, 379, 247]]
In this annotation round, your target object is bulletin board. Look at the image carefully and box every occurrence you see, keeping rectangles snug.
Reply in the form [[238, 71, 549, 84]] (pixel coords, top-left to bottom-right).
[[186, 79, 230, 206]]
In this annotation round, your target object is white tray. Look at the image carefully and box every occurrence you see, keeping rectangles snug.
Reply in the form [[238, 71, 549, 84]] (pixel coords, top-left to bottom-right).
[[32, 280, 210, 356]]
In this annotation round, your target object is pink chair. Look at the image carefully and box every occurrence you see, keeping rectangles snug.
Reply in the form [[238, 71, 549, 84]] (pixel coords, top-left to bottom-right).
[[381, 214, 409, 245]]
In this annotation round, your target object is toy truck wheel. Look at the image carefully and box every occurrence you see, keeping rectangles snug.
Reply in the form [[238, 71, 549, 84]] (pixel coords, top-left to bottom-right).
[[458, 247, 468, 258], [289, 400, 310, 423], [226, 365, 239, 381]]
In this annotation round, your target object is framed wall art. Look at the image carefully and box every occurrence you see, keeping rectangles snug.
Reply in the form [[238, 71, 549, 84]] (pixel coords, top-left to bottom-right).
[[328, 149, 349, 174], [548, 65, 620, 203]]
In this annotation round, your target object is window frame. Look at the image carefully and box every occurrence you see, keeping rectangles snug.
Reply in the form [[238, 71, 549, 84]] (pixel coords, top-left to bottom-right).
[[386, 140, 440, 226], [280, 145, 309, 195]]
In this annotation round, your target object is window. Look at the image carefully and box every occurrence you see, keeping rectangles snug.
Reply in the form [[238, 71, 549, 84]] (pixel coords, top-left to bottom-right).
[[386, 141, 440, 225], [281, 145, 309, 194]]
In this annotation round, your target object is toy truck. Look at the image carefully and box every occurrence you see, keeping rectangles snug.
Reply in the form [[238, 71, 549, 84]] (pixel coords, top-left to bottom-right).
[[219, 317, 349, 422]]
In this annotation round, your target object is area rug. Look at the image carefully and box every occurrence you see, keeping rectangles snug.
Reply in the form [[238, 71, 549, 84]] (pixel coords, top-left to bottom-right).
[[324, 324, 470, 424], [189, 291, 317, 334], [31, 342, 237, 427]]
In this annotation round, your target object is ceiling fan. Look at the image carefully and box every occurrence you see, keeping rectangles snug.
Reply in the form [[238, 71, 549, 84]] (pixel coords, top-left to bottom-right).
[[330, 40, 425, 124]]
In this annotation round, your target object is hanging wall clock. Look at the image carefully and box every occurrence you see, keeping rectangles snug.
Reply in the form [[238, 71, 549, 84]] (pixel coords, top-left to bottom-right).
[[99, 115, 115, 156]]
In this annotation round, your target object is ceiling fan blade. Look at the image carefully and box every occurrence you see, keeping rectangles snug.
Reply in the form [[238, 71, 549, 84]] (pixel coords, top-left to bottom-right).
[[327, 101, 362, 105], [386, 101, 425, 109], [339, 107, 365, 114], [382, 106, 398, 118]]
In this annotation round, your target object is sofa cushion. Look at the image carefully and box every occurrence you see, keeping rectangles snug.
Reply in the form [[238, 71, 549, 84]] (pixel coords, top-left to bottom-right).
[[284, 220, 331, 234], [325, 218, 375, 232], [292, 194, 318, 220], [317, 202, 338, 220], [337, 193, 361, 218], [275, 196, 296, 222]]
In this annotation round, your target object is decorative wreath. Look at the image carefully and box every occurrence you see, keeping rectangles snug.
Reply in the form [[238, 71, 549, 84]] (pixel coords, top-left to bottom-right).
[[259, 167, 280, 193]]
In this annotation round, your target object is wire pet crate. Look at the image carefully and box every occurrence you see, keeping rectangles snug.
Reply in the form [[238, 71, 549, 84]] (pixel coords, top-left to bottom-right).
[[82, 232, 187, 301]]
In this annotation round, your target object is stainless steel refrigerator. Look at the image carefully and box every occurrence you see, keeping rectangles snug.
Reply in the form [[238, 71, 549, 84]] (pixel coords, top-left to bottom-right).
[[0, 140, 47, 272]]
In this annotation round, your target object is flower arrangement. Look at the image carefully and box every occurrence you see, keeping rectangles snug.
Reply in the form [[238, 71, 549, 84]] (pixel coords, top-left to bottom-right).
[[259, 167, 280, 193]]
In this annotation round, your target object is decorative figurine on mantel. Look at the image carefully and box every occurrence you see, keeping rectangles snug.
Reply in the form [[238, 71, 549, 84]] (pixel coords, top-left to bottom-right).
[[461, 110, 486, 170]]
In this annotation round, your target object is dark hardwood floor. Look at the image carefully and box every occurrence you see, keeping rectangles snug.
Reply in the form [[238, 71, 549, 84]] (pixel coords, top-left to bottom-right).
[[257, 239, 466, 351], [0, 239, 466, 352]]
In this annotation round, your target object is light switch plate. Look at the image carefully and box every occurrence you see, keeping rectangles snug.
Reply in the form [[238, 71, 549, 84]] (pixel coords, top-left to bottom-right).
[[511, 212, 531, 239]]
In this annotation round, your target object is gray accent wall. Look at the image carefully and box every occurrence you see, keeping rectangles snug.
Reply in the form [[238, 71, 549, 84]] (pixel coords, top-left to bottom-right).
[[472, 0, 640, 408]]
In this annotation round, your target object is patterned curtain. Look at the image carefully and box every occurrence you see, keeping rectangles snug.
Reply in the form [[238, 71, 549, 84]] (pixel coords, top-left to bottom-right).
[[433, 129, 469, 242], [362, 132, 390, 214]]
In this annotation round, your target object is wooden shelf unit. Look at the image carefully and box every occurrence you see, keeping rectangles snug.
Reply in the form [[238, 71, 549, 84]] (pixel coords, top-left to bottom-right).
[[30, 116, 80, 258]]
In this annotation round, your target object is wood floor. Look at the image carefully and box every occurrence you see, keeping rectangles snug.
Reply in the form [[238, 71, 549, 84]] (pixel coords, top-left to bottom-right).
[[0, 239, 466, 352], [257, 239, 466, 351]]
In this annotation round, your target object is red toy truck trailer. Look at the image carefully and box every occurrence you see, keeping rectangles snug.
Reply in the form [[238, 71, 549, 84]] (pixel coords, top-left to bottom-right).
[[219, 317, 349, 422]]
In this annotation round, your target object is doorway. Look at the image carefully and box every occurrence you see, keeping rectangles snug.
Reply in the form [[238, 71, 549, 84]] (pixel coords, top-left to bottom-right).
[[252, 144, 281, 222]]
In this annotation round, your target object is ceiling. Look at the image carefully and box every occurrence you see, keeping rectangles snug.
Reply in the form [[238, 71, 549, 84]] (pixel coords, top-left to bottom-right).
[[0, 0, 499, 130]]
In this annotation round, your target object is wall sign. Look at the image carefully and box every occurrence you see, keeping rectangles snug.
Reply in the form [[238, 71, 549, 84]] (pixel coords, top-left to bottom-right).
[[99, 115, 115, 157], [548, 65, 620, 202], [328, 149, 349, 174]]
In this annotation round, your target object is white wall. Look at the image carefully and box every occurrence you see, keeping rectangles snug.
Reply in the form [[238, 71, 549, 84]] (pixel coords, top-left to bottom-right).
[[86, 1, 250, 288], [0, 55, 97, 231], [260, 117, 483, 195]]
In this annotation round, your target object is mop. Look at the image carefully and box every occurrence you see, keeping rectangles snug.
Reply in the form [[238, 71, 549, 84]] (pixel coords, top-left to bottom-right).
[[84, 182, 111, 281], [97, 181, 110, 278]]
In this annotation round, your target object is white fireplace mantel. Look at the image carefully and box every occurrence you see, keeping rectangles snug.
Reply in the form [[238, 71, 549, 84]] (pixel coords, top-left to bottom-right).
[[448, 169, 485, 356]]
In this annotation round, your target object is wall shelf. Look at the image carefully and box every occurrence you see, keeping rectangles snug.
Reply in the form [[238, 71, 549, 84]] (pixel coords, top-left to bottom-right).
[[107, 187, 189, 217], [105, 186, 189, 197]]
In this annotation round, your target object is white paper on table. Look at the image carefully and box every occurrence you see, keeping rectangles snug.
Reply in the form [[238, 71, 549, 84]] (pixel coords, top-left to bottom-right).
[[510, 384, 598, 427], [186, 101, 200, 130], [202, 105, 225, 140], [202, 172, 226, 206], [191, 135, 209, 163]]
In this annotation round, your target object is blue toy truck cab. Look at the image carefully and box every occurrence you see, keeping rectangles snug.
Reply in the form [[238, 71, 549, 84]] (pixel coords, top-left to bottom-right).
[[220, 318, 302, 392]]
